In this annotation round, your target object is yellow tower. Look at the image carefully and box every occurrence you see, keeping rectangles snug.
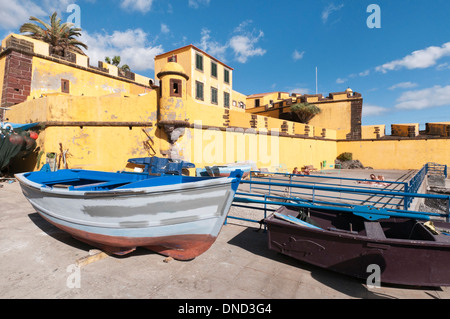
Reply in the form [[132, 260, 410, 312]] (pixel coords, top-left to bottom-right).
[[156, 62, 190, 157]]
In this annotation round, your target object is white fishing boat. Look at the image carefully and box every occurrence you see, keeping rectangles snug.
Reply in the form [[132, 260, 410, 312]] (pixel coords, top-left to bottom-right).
[[15, 157, 243, 260]]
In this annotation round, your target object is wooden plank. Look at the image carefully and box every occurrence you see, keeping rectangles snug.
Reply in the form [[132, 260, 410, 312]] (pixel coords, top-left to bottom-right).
[[76, 249, 110, 267]]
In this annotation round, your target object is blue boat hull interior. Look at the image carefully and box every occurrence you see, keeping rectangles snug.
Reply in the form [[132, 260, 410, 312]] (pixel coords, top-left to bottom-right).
[[27, 156, 235, 191], [23, 168, 222, 191]]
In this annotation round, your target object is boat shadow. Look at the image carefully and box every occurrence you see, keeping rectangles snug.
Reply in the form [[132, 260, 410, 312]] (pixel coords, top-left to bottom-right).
[[27, 212, 155, 259], [226, 226, 442, 299], [28, 212, 94, 252]]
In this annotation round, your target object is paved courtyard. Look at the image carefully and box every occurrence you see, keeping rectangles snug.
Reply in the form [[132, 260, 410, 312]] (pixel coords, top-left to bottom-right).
[[1, 170, 450, 303]]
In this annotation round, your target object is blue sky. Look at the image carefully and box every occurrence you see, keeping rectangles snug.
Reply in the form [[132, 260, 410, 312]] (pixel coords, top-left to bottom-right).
[[1, 0, 450, 133]]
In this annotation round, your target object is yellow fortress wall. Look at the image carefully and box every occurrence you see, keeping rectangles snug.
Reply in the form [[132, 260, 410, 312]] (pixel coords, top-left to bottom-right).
[[186, 125, 337, 172], [5, 93, 159, 172], [155, 60, 338, 173], [29, 56, 152, 98], [337, 138, 450, 170], [245, 89, 362, 140], [2, 34, 450, 174]]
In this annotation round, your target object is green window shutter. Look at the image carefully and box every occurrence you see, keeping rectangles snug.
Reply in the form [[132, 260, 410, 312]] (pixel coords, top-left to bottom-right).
[[196, 54, 203, 71], [211, 62, 217, 77], [224, 69, 229, 83]]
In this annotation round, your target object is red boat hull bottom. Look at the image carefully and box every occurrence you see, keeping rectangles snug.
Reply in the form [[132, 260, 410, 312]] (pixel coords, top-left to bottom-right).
[[41, 215, 216, 260], [74, 235, 216, 260]]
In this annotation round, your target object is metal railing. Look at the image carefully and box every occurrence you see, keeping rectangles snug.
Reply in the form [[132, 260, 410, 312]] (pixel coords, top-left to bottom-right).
[[247, 171, 409, 210], [426, 162, 448, 177], [404, 162, 448, 209], [228, 162, 450, 225]]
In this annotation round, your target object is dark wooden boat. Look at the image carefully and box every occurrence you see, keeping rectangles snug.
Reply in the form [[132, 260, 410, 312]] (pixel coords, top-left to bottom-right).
[[265, 205, 450, 287]]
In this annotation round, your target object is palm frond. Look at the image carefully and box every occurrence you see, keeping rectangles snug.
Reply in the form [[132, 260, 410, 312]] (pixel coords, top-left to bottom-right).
[[28, 16, 51, 31], [19, 11, 88, 56]]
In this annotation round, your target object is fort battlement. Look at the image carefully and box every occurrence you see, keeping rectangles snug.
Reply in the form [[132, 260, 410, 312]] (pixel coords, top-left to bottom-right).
[[0, 34, 154, 116], [246, 88, 363, 140], [1, 34, 154, 87], [2, 34, 449, 173]]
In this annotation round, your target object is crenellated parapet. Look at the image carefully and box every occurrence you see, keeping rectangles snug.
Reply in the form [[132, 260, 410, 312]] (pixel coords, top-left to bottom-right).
[[0, 34, 154, 91], [0, 34, 157, 121], [246, 88, 363, 140]]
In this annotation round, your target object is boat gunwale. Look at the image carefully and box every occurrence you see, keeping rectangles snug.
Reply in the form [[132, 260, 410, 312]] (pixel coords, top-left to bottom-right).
[[15, 172, 237, 198], [265, 212, 450, 249]]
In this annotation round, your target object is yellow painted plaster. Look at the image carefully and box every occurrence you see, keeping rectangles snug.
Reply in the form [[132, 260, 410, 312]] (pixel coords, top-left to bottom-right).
[[362, 125, 386, 139], [29, 56, 152, 98], [308, 100, 352, 139], [337, 139, 450, 170], [5, 93, 159, 171]]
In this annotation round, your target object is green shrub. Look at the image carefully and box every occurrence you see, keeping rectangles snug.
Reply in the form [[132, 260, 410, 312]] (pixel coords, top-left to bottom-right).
[[289, 102, 321, 124], [337, 152, 352, 161]]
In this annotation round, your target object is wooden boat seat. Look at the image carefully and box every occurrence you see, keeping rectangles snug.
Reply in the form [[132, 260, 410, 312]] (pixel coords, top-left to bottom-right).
[[364, 221, 386, 239], [71, 180, 129, 191]]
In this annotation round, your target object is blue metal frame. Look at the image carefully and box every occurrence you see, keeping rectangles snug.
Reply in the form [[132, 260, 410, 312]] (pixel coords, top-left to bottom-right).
[[229, 162, 450, 224], [248, 171, 408, 209]]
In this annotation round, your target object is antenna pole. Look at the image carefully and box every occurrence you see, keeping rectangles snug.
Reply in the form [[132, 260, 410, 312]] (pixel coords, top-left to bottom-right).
[[315, 67, 318, 94]]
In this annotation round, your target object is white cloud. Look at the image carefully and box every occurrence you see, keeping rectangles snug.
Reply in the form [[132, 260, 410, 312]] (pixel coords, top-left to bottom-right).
[[0, 0, 43, 29], [437, 62, 450, 70], [192, 20, 266, 64], [120, 0, 154, 13], [289, 88, 310, 94], [388, 81, 418, 90], [362, 104, 389, 117], [359, 70, 370, 77], [336, 69, 369, 85], [81, 29, 164, 72], [197, 28, 228, 61], [160, 23, 170, 34], [197, 21, 266, 64], [0, 0, 75, 29], [229, 21, 266, 63], [110, 29, 147, 47], [395, 85, 450, 110], [230, 20, 266, 63], [229, 33, 266, 63], [376, 42, 450, 73], [322, 3, 344, 24], [188, 0, 210, 9], [292, 50, 305, 61], [233, 20, 253, 33]]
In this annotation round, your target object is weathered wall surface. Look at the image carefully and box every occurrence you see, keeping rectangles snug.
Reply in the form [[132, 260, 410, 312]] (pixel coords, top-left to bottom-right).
[[5, 93, 159, 172], [337, 138, 450, 170], [3, 35, 449, 174]]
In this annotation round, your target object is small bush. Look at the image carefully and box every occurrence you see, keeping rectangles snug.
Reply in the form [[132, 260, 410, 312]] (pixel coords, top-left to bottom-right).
[[337, 152, 352, 161]]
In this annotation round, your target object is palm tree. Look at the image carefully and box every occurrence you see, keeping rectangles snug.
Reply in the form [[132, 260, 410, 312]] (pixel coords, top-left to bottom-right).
[[120, 64, 130, 72], [20, 12, 88, 56], [289, 102, 321, 124], [105, 56, 131, 74]]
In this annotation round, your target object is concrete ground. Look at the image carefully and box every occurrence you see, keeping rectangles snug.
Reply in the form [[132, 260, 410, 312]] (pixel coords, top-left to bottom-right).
[[1, 170, 450, 300]]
